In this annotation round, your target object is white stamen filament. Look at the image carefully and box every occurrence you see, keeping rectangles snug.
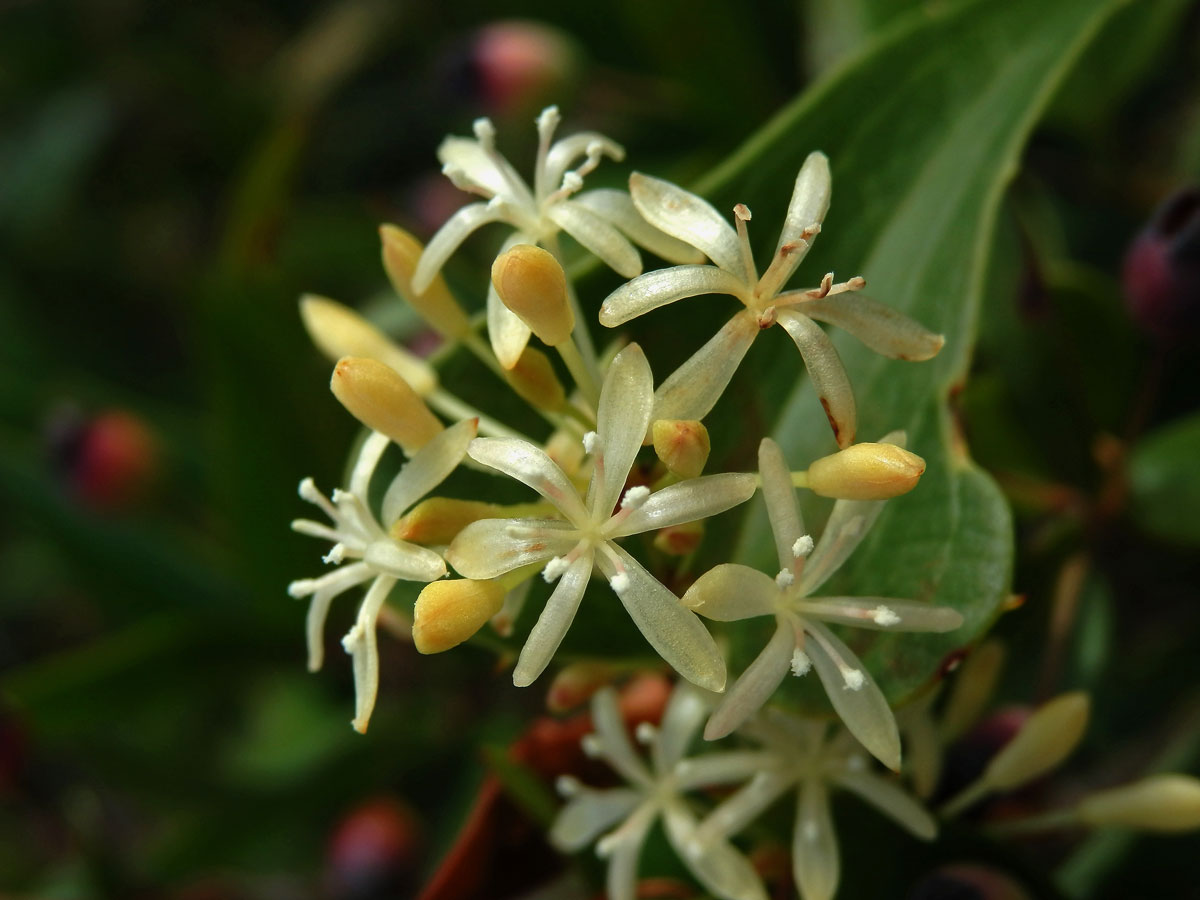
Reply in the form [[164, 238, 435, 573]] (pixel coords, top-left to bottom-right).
[[733, 203, 758, 284]]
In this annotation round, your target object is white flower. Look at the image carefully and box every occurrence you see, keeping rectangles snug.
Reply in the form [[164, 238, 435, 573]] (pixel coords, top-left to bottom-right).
[[413, 106, 701, 368], [550, 685, 766, 900], [288, 419, 477, 731], [446, 344, 757, 690], [683, 437, 962, 769], [600, 153, 944, 447]]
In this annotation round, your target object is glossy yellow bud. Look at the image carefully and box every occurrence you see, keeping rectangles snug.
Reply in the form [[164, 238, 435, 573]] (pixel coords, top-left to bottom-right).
[[413, 579, 505, 654], [503, 346, 567, 411], [379, 225, 471, 339], [1077, 775, 1200, 831], [652, 419, 711, 479], [653, 520, 706, 556], [806, 442, 925, 500], [392, 498, 548, 546], [330, 356, 443, 454], [300, 294, 437, 396], [491, 244, 574, 345], [984, 692, 1089, 791]]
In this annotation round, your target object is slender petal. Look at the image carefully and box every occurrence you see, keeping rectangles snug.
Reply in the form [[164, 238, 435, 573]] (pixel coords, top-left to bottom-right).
[[598, 545, 726, 692], [349, 431, 391, 499], [446, 517, 576, 579], [758, 437, 806, 572], [800, 294, 945, 361], [652, 310, 759, 424], [550, 788, 641, 850], [413, 201, 507, 293], [794, 779, 840, 900], [654, 683, 707, 772], [380, 419, 478, 524], [543, 132, 624, 190], [300, 562, 372, 671], [591, 686, 653, 786], [603, 803, 656, 900], [548, 200, 642, 278], [683, 564, 779, 622], [675, 752, 779, 791], [588, 344, 654, 519], [798, 496, 887, 596], [599, 265, 747, 327], [777, 152, 831, 257], [629, 172, 747, 280], [663, 803, 768, 900], [487, 278, 532, 369], [468, 437, 590, 523], [514, 552, 593, 686], [363, 539, 447, 581], [834, 771, 937, 840], [775, 309, 856, 448], [802, 597, 963, 632], [573, 188, 706, 264], [342, 575, 396, 733], [705, 618, 795, 740], [613, 472, 758, 537], [438, 136, 533, 207]]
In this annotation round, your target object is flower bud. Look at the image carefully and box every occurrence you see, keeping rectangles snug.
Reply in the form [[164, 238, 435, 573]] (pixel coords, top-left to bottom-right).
[[301, 295, 437, 396], [330, 357, 444, 455], [379, 225, 472, 340], [983, 692, 1089, 792], [412, 579, 506, 654], [503, 346, 567, 411], [806, 442, 925, 500], [1122, 187, 1200, 343], [1076, 774, 1200, 832], [651, 419, 710, 479], [391, 497, 547, 545], [491, 244, 574, 345], [653, 520, 705, 556], [546, 661, 618, 712], [544, 427, 586, 477], [941, 640, 1006, 743]]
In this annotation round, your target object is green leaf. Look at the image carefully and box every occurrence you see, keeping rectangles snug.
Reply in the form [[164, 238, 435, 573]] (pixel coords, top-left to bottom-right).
[[1129, 413, 1200, 546], [699, 0, 1132, 708]]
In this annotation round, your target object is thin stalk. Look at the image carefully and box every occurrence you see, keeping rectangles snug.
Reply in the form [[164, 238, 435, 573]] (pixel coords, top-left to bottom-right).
[[557, 337, 601, 411], [427, 388, 530, 442]]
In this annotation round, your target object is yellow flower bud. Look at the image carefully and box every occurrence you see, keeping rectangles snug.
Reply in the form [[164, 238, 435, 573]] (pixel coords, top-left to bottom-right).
[[1077, 775, 1200, 832], [503, 346, 567, 411], [413, 579, 505, 654], [984, 692, 1089, 791], [330, 356, 443, 455], [379, 225, 472, 339], [546, 661, 618, 713], [391, 497, 548, 546], [544, 428, 586, 478], [806, 442, 926, 500], [491, 244, 574, 346], [653, 520, 706, 556], [652, 419, 711, 479], [300, 295, 438, 396]]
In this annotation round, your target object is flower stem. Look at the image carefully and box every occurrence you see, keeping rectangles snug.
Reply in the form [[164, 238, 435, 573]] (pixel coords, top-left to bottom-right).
[[557, 336, 601, 411], [427, 388, 530, 442]]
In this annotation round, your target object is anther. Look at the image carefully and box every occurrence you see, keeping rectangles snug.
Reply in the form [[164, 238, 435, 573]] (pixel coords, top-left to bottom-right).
[[793, 535, 815, 557], [791, 649, 812, 676], [620, 485, 650, 511], [775, 569, 795, 589]]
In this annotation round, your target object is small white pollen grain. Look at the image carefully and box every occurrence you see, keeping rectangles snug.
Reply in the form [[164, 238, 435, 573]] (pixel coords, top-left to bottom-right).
[[581, 734, 602, 758], [609, 572, 630, 595], [842, 668, 865, 691], [542, 556, 569, 583], [536, 105, 560, 132], [560, 171, 583, 193], [791, 649, 812, 677], [582, 431, 599, 454], [871, 605, 901, 626], [635, 722, 656, 744], [793, 535, 815, 557], [775, 569, 795, 589], [620, 485, 650, 510], [556, 775, 581, 797]]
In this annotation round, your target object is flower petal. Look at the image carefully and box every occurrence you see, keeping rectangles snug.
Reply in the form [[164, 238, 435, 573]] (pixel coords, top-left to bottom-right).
[[602, 803, 656, 900], [587, 344, 654, 519], [297, 562, 373, 672], [413, 201, 507, 294], [468, 437, 590, 524], [775, 309, 856, 448], [758, 437, 806, 572], [438, 135, 532, 206], [487, 232, 534, 369], [446, 517, 575, 579], [599, 265, 746, 327], [793, 779, 840, 900], [663, 802, 768, 900], [675, 751, 778, 791], [363, 538, 447, 582], [342, 575, 396, 733], [705, 618, 795, 740], [513, 551, 593, 686], [834, 771, 937, 840], [798, 497, 888, 596], [550, 788, 642, 851], [682, 563, 779, 622], [548, 200, 642, 278], [380, 419, 478, 524], [591, 685, 653, 786], [801, 597, 964, 633], [629, 172, 747, 280], [652, 310, 759, 424], [574, 188, 706, 264], [613, 472, 758, 537], [543, 132, 624, 190], [654, 683, 708, 772], [348, 431, 391, 498], [599, 545, 726, 692], [800, 294, 945, 361], [777, 151, 831, 256]]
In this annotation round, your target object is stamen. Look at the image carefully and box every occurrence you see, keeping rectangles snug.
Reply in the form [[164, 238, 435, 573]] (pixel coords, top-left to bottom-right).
[[299, 478, 339, 519], [871, 605, 901, 626], [556, 774, 581, 797], [791, 648, 812, 676], [543, 556, 570, 583], [793, 535, 815, 557], [595, 833, 618, 858], [635, 722, 657, 745], [323, 543, 347, 565], [733, 203, 758, 283], [620, 485, 650, 511], [609, 571, 630, 595], [756, 235, 810, 300], [287, 579, 315, 598], [581, 734, 603, 758], [533, 106, 561, 200], [775, 569, 795, 589], [582, 431, 599, 454], [842, 667, 866, 691], [472, 117, 496, 147], [757, 306, 777, 329]]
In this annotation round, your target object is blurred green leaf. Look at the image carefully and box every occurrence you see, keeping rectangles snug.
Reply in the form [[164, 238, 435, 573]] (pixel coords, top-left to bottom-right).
[[1129, 412, 1200, 546]]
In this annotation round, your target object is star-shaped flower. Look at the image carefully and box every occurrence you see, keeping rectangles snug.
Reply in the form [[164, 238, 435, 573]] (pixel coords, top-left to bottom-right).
[[599, 153, 944, 447], [551, 685, 767, 900], [288, 419, 477, 731], [446, 344, 756, 690], [683, 437, 963, 768]]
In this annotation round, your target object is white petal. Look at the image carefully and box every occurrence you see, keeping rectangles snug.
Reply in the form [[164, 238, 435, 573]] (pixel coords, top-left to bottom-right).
[[675, 751, 778, 791], [342, 575, 396, 733], [599, 265, 746, 327], [802, 597, 963, 633], [413, 202, 507, 294], [573, 188, 706, 264], [603, 803, 656, 900], [758, 438, 806, 572], [348, 431, 391, 499], [775, 309, 856, 448], [549, 200, 642, 278], [700, 770, 796, 841], [438, 135, 533, 205], [513, 552, 593, 687], [487, 232, 533, 369], [468, 437, 590, 524], [805, 620, 901, 771], [629, 172, 748, 279], [834, 771, 937, 840], [598, 545, 726, 692], [663, 803, 768, 900], [613, 472, 758, 537], [363, 538, 446, 582], [591, 686, 653, 786], [705, 619, 795, 740], [777, 151, 831, 256], [798, 497, 887, 596], [300, 562, 372, 672], [652, 310, 759, 424], [446, 517, 575, 579], [653, 684, 708, 772], [801, 294, 944, 361], [542, 132, 624, 190], [794, 780, 840, 900], [682, 563, 779, 622], [550, 788, 642, 851], [587, 344, 654, 519], [380, 419, 478, 524]]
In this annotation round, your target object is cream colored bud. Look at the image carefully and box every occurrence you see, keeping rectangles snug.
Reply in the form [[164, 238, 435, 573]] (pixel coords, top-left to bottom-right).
[[491, 244, 574, 346], [652, 419, 711, 479], [503, 346, 567, 411], [300, 294, 437, 396], [379, 225, 471, 339], [653, 520, 706, 556], [330, 356, 444, 454], [806, 442, 926, 500], [413, 579, 505, 654], [984, 692, 1089, 791], [392, 497, 548, 546], [1077, 775, 1200, 832], [546, 662, 618, 713], [545, 428, 586, 478]]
